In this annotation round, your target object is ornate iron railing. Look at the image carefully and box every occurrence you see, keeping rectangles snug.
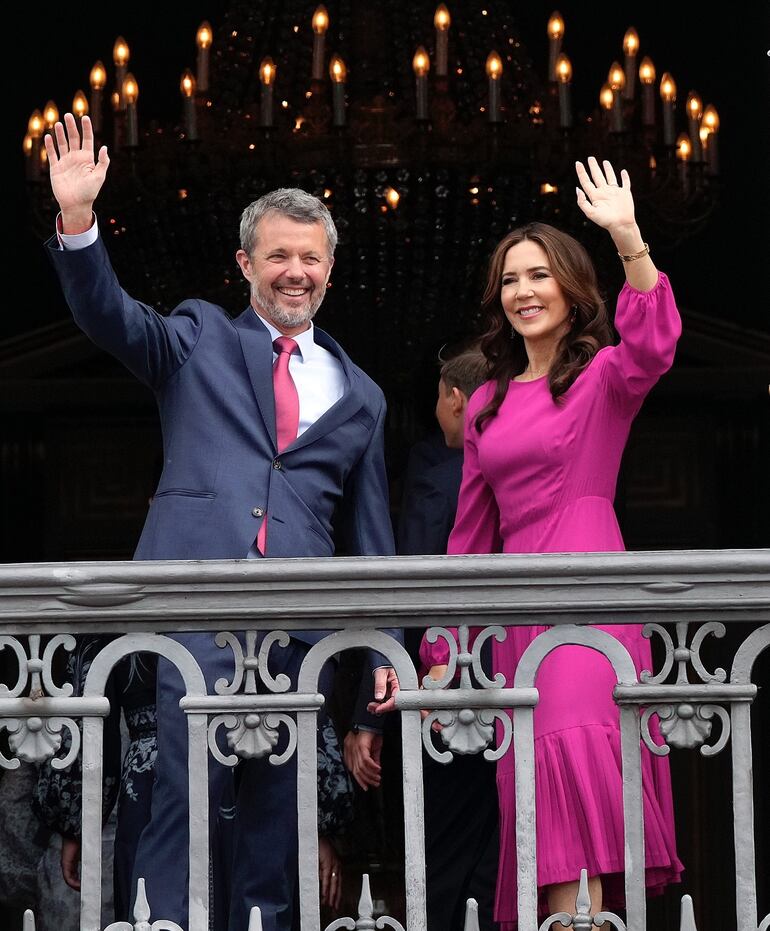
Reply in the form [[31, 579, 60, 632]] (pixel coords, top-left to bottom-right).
[[1, 550, 768, 931]]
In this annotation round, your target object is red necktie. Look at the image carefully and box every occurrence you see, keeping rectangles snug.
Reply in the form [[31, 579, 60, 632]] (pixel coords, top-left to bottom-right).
[[256, 336, 300, 555], [272, 336, 300, 452]]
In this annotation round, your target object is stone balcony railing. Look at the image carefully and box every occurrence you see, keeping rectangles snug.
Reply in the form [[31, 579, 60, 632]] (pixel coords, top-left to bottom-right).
[[1, 550, 768, 931]]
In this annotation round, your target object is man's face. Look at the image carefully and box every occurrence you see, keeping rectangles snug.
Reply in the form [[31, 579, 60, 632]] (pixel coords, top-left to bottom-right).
[[235, 212, 334, 335]]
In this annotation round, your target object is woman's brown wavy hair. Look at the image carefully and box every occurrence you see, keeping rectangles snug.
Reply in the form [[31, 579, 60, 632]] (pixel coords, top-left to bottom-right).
[[475, 222, 614, 431]]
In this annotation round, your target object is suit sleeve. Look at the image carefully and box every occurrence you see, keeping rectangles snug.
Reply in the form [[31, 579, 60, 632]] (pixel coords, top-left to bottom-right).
[[338, 394, 403, 729], [338, 394, 396, 558], [46, 233, 202, 389]]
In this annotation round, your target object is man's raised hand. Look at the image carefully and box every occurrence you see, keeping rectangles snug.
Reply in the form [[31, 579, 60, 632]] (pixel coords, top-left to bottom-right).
[[44, 113, 109, 233]]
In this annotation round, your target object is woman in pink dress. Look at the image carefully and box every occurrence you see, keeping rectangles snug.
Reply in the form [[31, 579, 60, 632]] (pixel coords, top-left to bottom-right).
[[419, 158, 683, 927]]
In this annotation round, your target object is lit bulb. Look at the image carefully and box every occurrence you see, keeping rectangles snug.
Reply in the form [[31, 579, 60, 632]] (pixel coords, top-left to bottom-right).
[[686, 91, 702, 121], [638, 57, 655, 85], [113, 37, 130, 66], [623, 27, 639, 56], [27, 109, 44, 138], [676, 133, 692, 161], [486, 51, 503, 79], [329, 55, 347, 83], [547, 11, 564, 40], [72, 90, 89, 118], [180, 69, 196, 98], [122, 74, 139, 105], [22, 133, 32, 155], [434, 4, 451, 30], [555, 53, 571, 83], [660, 72, 676, 102], [608, 61, 625, 91], [599, 83, 614, 110], [412, 46, 430, 76], [385, 187, 400, 209], [312, 5, 329, 34], [43, 101, 59, 129], [260, 57, 276, 85], [702, 104, 720, 133], [196, 21, 213, 49], [90, 61, 107, 91]]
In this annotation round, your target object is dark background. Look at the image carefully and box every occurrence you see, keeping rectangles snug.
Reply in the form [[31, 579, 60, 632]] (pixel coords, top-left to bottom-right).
[[10, 1, 770, 340]]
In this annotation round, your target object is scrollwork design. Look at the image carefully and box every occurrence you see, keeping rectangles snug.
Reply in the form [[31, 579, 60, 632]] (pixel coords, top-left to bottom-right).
[[0, 716, 80, 769], [423, 708, 512, 764], [0, 634, 75, 698], [640, 621, 732, 756], [642, 621, 725, 685], [208, 711, 296, 766], [639, 624, 674, 685], [214, 630, 293, 695], [420, 624, 509, 761], [641, 704, 731, 757], [689, 622, 727, 683]]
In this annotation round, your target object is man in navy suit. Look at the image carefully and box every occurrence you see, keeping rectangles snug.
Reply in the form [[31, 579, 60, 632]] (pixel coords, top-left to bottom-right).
[[43, 113, 399, 931]]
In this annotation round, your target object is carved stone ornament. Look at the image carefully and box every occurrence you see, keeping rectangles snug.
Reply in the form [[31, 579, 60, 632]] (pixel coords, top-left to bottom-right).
[[208, 711, 297, 766], [420, 624, 511, 762], [0, 716, 80, 769]]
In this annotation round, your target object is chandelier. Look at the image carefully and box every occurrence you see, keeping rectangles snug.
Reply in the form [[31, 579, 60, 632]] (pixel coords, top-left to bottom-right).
[[21, 1, 720, 413]]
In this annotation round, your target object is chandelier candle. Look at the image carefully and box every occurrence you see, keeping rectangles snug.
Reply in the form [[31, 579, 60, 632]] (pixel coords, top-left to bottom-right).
[[486, 51, 502, 122], [623, 28, 639, 100], [413, 47, 430, 121], [196, 22, 212, 93], [639, 57, 656, 127], [311, 6, 329, 82], [434, 4, 450, 77], [89, 61, 106, 135]]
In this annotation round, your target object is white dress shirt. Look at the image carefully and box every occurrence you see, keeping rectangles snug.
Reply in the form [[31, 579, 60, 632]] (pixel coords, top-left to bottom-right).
[[255, 314, 346, 435]]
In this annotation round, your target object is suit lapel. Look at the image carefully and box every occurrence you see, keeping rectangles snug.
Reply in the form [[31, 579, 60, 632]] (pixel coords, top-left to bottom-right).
[[288, 327, 366, 453], [233, 307, 277, 449]]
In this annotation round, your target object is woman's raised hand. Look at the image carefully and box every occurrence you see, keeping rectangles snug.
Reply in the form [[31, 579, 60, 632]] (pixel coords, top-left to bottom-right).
[[575, 157, 635, 232], [44, 113, 109, 231]]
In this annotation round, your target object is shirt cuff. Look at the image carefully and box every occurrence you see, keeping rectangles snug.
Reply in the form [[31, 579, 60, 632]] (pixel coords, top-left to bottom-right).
[[56, 212, 99, 250]]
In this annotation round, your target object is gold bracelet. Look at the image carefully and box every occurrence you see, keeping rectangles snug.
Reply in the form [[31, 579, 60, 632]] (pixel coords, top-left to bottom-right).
[[618, 242, 650, 262]]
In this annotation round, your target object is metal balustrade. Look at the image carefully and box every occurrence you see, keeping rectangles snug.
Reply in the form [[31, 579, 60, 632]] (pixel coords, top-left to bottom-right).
[[1, 550, 768, 931]]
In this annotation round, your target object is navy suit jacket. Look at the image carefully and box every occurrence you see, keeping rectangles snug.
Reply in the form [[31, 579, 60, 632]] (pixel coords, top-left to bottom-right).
[[47, 234, 398, 663]]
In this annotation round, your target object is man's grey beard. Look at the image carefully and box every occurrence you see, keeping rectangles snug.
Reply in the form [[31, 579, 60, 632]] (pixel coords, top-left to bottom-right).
[[251, 282, 326, 329]]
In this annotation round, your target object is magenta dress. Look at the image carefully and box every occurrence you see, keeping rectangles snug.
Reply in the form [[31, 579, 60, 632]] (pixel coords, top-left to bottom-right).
[[421, 274, 683, 926]]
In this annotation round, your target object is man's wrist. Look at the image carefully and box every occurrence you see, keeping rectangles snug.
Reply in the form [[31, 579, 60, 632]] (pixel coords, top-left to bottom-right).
[[58, 209, 95, 236]]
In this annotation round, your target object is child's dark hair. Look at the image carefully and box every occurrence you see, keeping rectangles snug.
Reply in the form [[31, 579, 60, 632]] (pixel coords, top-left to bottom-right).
[[439, 347, 491, 398]]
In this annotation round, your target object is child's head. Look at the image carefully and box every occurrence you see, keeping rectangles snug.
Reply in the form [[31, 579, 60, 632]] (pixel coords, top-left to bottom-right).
[[435, 348, 490, 448]]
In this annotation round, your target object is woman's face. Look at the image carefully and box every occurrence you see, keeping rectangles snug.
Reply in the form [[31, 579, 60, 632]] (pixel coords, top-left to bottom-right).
[[500, 240, 571, 349]]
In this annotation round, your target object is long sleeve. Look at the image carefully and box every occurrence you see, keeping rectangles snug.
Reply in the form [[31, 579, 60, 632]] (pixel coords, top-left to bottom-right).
[[599, 272, 682, 414], [46, 233, 202, 389], [420, 389, 501, 669]]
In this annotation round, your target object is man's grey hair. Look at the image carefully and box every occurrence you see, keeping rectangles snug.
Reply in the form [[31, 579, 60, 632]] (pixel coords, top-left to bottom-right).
[[239, 188, 338, 258]]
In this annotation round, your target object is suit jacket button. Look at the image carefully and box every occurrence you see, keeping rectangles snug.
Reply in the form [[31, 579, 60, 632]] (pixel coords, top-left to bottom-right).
[[272, 459, 283, 470], [252, 507, 264, 518]]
